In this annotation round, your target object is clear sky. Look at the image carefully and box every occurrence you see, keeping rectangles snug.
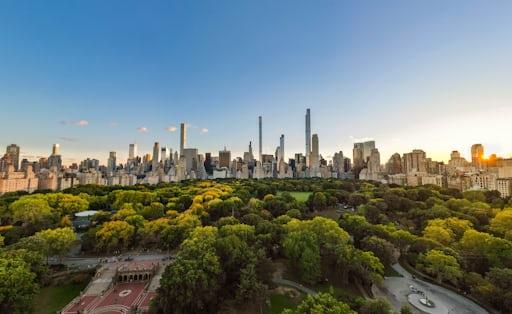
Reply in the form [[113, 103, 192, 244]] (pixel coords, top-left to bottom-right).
[[1, 1, 511, 166]]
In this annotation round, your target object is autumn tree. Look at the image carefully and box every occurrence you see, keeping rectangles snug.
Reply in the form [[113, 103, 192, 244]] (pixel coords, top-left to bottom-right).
[[95, 221, 135, 253]]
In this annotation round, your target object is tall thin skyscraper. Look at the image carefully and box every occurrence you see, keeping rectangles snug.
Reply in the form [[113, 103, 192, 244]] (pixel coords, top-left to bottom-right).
[[312, 133, 319, 167], [180, 123, 186, 157], [305, 109, 311, 167], [6, 144, 20, 171], [259, 116, 262, 163], [279, 134, 285, 162], [152, 142, 160, 171]]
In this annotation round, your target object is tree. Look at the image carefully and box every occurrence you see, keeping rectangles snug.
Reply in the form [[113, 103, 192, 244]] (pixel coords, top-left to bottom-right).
[[0, 257, 38, 313], [95, 221, 135, 253], [361, 236, 396, 266], [10, 195, 59, 234], [281, 292, 356, 314], [34, 227, 77, 262], [490, 208, 512, 238], [282, 230, 321, 284], [45, 193, 89, 214], [308, 192, 327, 211], [156, 226, 223, 313], [422, 225, 454, 246], [359, 298, 393, 314], [419, 249, 462, 285]]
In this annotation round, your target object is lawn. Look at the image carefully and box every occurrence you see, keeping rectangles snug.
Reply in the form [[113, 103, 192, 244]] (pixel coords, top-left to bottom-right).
[[33, 282, 88, 314], [268, 290, 304, 314], [277, 191, 312, 202]]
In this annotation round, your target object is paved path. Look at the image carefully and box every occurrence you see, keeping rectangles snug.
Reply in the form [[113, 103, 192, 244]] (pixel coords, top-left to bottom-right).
[[272, 278, 318, 296], [372, 264, 488, 314]]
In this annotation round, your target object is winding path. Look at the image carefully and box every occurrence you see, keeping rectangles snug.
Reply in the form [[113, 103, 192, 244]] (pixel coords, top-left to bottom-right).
[[372, 263, 489, 314], [272, 278, 318, 296]]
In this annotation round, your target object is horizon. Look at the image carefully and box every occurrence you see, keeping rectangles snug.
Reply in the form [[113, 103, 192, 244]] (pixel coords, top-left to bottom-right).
[[1, 1, 511, 166]]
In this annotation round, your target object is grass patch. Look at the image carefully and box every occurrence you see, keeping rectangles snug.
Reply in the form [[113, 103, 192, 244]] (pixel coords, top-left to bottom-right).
[[268, 290, 304, 314], [33, 282, 87, 314], [277, 191, 312, 202]]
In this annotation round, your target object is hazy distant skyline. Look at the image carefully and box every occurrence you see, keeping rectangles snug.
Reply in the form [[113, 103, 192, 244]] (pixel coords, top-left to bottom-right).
[[1, 1, 511, 165]]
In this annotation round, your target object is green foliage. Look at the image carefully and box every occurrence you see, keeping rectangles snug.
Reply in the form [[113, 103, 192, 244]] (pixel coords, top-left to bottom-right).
[[418, 249, 462, 285], [359, 298, 393, 314], [283, 230, 321, 284], [0, 256, 39, 313], [281, 292, 356, 314]]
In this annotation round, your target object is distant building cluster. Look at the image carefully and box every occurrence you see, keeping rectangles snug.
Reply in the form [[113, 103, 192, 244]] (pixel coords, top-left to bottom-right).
[[1, 111, 511, 197]]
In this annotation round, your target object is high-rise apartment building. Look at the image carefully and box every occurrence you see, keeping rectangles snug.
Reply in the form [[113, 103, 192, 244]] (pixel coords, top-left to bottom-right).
[[6, 144, 20, 171], [129, 144, 137, 159], [367, 148, 381, 174], [471, 143, 485, 169], [353, 143, 364, 169], [386, 153, 402, 174], [402, 149, 427, 174], [278, 134, 285, 162], [180, 123, 186, 157], [48, 144, 62, 170], [152, 142, 160, 171], [305, 109, 311, 167], [219, 148, 231, 168], [52, 144, 60, 156], [258, 116, 262, 163], [107, 152, 117, 174], [312, 133, 319, 168]]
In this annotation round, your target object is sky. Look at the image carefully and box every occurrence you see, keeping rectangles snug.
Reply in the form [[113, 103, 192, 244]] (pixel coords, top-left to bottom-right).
[[1, 1, 511, 166]]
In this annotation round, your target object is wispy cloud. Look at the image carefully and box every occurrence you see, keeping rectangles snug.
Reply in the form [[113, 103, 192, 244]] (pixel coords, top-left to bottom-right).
[[166, 126, 177, 132], [110, 121, 119, 127], [59, 136, 79, 142], [136, 127, 148, 133], [201, 128, 209, 134], [61, 120, 89, 126]]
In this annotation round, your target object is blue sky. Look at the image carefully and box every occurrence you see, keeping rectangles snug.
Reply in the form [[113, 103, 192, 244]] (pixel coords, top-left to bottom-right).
[[1, 1, 511, 165]]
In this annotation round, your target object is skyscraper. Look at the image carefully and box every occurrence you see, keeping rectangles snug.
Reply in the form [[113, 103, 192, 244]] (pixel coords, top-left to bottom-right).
[[107, 151, 117, 173], [305, 109, 311, 167], [180, 123, 186, 157], [279, 134, 285, 162], [6, 144, 20, 171], [471, 143, 484, 169], [312, 133, 319, 168], [52, 144, 59, 156], [48, 144, 62, 170], [129, 143, 137, 159], [152, 142, 160, 171], [219, 148, 231, 168], [259, 116, 262, 163]]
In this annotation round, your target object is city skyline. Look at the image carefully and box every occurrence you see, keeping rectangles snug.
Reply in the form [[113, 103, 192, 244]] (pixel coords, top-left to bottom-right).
[[1, 1, 511, 164]]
